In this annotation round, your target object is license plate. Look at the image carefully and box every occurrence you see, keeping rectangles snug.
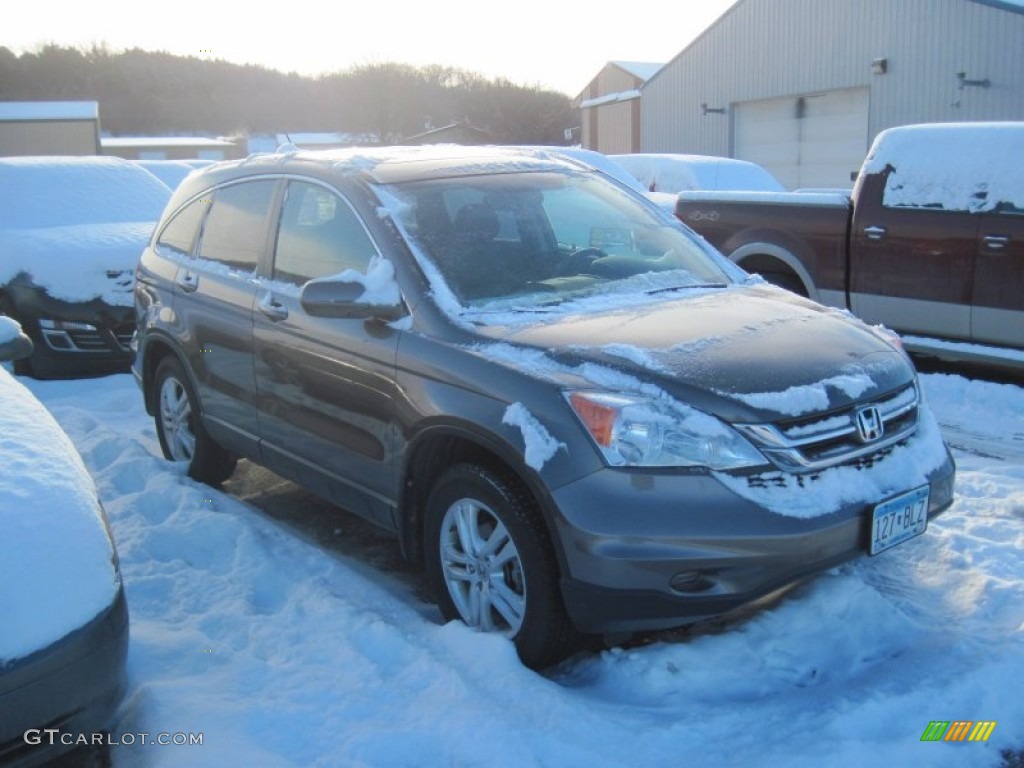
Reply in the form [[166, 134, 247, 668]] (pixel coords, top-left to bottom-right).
[[869, 485, 930, 555]]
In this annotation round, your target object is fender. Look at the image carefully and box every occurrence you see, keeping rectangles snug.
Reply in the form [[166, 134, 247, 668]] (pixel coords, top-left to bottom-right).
[[728, 241, 820, 301]]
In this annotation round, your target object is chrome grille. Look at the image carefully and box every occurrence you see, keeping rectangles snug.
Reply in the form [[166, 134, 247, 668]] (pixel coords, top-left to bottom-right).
[[41, 320, 136, 354], [735, 383, 920, 474]]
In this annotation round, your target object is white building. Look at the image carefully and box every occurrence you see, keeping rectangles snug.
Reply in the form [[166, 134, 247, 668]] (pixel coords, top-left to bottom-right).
[[641, 0, 1024, 188]]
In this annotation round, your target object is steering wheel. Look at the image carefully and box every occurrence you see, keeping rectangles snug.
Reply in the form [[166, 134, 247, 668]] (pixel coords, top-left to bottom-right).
[[561, 246, 607, 273]]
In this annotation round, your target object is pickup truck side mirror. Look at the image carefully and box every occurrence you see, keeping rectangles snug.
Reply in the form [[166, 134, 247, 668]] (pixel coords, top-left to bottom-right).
[[299, 278, 407, 322]]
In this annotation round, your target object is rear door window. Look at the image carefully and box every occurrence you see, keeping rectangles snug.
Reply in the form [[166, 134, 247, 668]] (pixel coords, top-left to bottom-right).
[[198, 181, 277, 273]]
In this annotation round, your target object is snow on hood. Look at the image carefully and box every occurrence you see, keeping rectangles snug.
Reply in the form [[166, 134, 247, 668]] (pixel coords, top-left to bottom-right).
[[0, 222, 153, 306], [473, 284, 912, 422], [0, 369, 119, 662], [861, 122, 1024, 212]]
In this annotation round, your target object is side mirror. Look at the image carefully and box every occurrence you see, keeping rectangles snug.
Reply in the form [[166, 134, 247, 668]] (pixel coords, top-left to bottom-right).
[[0, 326, 33, 363], [299, 278, 406, 322]]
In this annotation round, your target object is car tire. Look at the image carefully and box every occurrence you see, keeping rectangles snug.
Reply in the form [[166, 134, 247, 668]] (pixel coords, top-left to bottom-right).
[[152, 356, 237, 485], [424, 463, 578, 669]]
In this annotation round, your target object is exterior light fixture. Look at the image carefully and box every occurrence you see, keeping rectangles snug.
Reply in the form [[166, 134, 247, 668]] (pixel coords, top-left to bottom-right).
[[956, 71, 990, 89]]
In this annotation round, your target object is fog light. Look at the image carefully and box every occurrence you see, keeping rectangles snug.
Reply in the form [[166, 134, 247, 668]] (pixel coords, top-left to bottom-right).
[[39, 318, 94, 331], [669, 571, 715, 593], [42, 332, 73, 350]]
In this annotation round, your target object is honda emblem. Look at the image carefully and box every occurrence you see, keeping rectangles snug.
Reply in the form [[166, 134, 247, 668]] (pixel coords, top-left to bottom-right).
[[854, 405, 884, 443]]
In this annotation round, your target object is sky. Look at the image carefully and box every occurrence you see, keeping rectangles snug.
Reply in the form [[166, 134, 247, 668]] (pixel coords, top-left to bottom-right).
[[4, 0, 738, 96]]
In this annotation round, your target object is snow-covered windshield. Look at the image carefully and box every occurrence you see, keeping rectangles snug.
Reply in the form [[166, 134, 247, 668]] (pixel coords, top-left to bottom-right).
[[383, 170, 732, 308]]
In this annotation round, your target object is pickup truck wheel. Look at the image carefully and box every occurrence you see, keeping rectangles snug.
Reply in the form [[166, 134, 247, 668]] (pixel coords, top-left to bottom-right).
[[153, 356, 237, 485], [424, 463, 578, 669]]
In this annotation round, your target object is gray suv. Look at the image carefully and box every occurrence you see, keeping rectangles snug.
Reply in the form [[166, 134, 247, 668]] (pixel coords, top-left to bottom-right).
[[133, 146, 955, 668]]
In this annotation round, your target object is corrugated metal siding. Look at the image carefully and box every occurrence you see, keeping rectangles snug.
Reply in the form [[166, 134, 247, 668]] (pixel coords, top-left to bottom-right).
[[579, 63, 645, 151], [642, 0, 1024, 155], [595, 100, 639, 154], [598, 65, 642, 95]]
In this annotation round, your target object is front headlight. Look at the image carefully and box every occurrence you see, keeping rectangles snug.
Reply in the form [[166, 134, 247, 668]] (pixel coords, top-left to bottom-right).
[[565, 391, 768, 470]]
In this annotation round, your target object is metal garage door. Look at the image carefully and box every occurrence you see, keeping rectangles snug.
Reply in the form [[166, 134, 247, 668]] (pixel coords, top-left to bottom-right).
[[734, 87, 869, 189]]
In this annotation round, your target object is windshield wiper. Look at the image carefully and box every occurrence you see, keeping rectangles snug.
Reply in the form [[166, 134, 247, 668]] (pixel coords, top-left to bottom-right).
[[646, 283, 728, 295]]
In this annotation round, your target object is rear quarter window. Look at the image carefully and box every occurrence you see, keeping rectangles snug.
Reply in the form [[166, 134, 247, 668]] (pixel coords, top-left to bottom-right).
[[156, 197, 211, 257]]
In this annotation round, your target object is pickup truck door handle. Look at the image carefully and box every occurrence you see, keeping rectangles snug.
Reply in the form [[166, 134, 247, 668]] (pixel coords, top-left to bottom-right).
[[257, 292, 289, 322], [864, 225, 887, 241], [175, 269, 199, 293], [983, 235, 1010, 250]]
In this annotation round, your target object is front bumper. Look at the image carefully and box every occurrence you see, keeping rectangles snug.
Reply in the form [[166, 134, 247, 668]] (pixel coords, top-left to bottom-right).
[[0, 586, 129, 767], [550, 452, 956, 634], [6, 283, 134, 379]]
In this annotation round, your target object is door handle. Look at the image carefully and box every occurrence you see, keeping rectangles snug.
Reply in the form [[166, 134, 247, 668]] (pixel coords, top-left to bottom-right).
[[175, 269, 199, 293], [258, 293, 288, 321], [864, 225, 887, 241], [983, 235, 1009, 250]]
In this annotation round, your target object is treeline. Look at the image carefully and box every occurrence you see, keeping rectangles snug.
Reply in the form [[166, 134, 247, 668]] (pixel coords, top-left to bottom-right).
[[0, 45, 577, 144]]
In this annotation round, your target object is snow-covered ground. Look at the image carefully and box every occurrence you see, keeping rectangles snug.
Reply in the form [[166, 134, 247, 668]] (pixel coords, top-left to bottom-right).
[[20, 371, 1024, 767]]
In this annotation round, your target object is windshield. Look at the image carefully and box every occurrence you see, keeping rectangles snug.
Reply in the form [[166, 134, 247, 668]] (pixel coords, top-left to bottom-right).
[[381, 170, 733, 308]]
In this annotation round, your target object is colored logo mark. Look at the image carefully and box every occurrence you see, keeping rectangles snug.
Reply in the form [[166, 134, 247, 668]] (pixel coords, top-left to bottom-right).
[[921, 721, 997, 742]]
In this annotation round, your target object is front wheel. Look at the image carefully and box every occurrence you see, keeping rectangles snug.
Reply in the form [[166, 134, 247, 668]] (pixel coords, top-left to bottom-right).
[[424, 464, 578, 669], [152, 356, 236, 485]]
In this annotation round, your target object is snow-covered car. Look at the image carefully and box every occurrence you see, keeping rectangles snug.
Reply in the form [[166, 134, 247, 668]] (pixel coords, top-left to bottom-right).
[[537, 147, 650, 195], [611, 152, 786, 204], [0, 156, 171, 378], [135, 159, 196, 190], [133, 145, 955, 668], [0, 316, 129, 765]]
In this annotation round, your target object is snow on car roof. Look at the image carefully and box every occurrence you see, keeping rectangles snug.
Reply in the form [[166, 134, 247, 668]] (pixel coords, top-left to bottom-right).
[[611, 154, 786, 194], [0, 369, 118, 662], [861, 122, 1024, 211], [0, 155, 171, 229], [188, 145, 583, 193]]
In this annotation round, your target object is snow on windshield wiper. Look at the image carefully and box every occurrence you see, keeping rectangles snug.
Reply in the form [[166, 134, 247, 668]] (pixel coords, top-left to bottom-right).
[[645, 283, 728, 295]]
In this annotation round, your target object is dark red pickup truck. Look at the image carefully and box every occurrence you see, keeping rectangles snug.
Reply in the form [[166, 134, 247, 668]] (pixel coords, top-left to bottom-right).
[[674, 122, 1024, 371]]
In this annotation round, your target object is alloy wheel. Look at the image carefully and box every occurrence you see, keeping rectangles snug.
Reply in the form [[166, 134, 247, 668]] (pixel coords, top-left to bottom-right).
[[439, 497, 527, 635]]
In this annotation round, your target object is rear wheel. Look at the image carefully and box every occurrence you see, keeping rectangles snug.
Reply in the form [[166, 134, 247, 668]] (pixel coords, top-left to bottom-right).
[[424, 463, 578, 669], [152, 356, 236, 484]]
